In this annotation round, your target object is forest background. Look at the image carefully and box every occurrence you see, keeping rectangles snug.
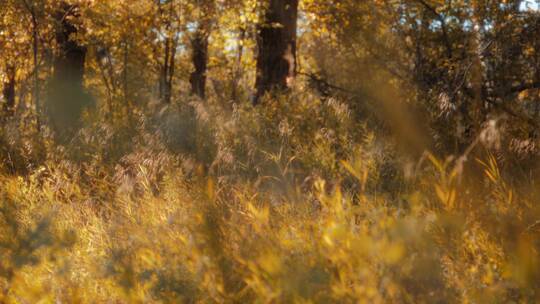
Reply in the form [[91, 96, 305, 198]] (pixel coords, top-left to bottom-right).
[[1, 0, 540, 302]]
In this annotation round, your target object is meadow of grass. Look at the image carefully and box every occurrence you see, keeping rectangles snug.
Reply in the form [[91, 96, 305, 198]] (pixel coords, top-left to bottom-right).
[[1, 91, 539, 303]]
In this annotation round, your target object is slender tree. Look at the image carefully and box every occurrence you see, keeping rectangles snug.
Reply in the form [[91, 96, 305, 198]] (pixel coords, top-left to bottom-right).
[[21, 0, 42, 130], [2, 64, 16, 115], [189, 0, 215, 99], [230, 27, 246, 101], [157, 0, 179, 104], [190, 24, 209, 99]]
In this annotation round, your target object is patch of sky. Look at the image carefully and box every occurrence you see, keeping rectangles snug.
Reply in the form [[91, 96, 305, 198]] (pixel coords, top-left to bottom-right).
[[520, 0, 539, 11]]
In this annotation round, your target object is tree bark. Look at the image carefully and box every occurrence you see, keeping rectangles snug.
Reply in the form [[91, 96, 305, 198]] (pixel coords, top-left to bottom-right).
[[31, 11, 40, 130], [2, 64, 16, 116], [231, 27, 246, 101], [47, 2, 89, 139], [160, 36, 177, 103], [157, 0, 177, 104], [254, 0, 298, 104], [21, 0, 41, 129], [53, 3, 86, 93], [123, 41, 129, 105], [190, 26, 209, 99]]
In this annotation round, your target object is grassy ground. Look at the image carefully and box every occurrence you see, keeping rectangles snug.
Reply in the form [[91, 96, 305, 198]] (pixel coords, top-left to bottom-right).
[[1, 92, 539, 303]]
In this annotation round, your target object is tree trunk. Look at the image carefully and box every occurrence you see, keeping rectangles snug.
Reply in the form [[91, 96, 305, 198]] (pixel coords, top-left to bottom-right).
[[53, 3, 86, 93], [123, 41, 129, 105], [31, 10, 40, 130], [21, 0, 41, 130], [231, 27, 246, 101], [457, 2, 487, 150], [47, 3, 90, 140], [160, 36, 177, 103], [2, 64, 16, 116], [157, 0, 177, 104], [160, 36, 170, 102], [190, 26, 209, 99], [254, 0, 298, 104]]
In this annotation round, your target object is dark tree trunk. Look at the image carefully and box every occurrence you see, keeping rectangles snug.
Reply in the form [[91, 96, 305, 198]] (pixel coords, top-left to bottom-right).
[[53, 3, 86, 91], [254, 0, 298, 104], [157, 0, 177, 104], [47, 3, 90, 140], [159, 37, 170, 102], [2, 64, 16, 115], [160, 36, 177, 103], [190, 27, 209, 99]]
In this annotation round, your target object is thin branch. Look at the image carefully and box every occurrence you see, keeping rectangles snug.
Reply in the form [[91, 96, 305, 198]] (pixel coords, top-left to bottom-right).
[[297, 72, 357, 95]]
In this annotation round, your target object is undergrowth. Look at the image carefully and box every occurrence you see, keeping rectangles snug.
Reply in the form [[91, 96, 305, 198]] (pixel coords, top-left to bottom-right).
[[0, 91, 539, 303]]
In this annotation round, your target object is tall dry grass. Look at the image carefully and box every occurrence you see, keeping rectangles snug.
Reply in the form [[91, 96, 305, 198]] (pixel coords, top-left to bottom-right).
[[0, 90, 539, 303]]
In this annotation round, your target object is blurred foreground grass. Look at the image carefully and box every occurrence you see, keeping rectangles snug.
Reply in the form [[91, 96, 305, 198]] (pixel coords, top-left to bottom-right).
[[1, 92, 539, 303]]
